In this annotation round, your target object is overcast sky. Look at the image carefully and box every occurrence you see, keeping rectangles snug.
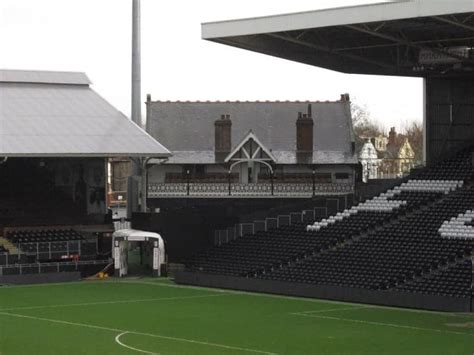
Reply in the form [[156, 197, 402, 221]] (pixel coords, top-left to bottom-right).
[[1, 0, 423, 132]]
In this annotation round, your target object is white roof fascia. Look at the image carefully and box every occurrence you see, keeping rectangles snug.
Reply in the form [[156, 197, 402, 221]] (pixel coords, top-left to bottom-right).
[[0, 69, 91, 85], [113, 229, 162, 240], [202, 0, 474, 39]]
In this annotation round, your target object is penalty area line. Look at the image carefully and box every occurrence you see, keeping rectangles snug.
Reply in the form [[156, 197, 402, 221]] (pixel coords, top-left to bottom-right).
[[290, 312, 472, 336], [291, 305, 370, 315], [113, 280, 474, 320], [0, 311, 278, 355]]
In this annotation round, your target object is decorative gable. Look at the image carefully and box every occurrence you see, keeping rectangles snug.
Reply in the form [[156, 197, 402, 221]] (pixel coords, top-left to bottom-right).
[[398, 139, 415, 159], [225, 130, 276, 163]]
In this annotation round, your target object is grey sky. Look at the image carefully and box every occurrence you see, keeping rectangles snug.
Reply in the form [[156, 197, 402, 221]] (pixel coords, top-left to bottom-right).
[[1, 0, 422, 132]]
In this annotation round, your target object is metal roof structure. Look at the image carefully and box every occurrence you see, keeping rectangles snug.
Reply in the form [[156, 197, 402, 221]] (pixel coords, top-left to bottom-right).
[[202, 0, 474, 77], [0, 69, 171, 158], [147, 100, 357, 165]]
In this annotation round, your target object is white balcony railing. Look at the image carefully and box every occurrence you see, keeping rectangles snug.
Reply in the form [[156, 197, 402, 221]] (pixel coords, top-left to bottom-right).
[[148, 182, 353, 198]]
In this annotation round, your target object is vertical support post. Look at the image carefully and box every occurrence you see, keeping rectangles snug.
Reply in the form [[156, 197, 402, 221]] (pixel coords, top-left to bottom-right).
[[271, 171, 274, 196], [141, 159, 148, 212], [228, 170, 232, 196], [312, 168, 316, 197], [153, 241, 160, 277], [114, 240, 121, 277], [422, 78, 428, 165], [186, 169, 190, 196]]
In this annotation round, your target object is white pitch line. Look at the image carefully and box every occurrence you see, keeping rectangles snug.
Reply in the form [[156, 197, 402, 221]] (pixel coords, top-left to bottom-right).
[[115, 332, 159, 355], [0, 311, 278, 355], [0, 293, 229, 312], [290, 313, 473, 336], [3, 279, 473, 319], [293, 306, 370, 315], [108, 280, 474, 319]]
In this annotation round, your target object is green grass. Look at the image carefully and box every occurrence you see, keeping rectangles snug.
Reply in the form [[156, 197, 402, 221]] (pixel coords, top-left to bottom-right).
[[0, 278, 472, 354]]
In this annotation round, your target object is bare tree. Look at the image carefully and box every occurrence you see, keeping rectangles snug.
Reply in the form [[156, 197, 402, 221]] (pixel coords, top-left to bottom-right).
[[351, 101, 383, 138]]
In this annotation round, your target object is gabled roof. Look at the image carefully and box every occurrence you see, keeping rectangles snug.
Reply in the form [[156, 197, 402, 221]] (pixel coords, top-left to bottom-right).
[[147, 100, 357, 165], [0, 69, 171, 158], [225, 130, 276, 163], [358, 139, 379, 161], [384, 137, 414, 159]]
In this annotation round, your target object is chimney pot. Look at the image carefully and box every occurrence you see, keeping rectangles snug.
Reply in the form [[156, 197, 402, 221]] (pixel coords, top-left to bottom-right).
[[340, 93, 350, 102]]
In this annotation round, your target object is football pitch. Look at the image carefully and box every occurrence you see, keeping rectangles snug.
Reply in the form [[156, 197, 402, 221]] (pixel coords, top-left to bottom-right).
[[0, 278, 472, 354]]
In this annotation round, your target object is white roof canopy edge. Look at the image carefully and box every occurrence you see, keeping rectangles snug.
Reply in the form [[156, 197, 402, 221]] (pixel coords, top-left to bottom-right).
[[113, 229, 163, 241], [202, 0, 474, 39]]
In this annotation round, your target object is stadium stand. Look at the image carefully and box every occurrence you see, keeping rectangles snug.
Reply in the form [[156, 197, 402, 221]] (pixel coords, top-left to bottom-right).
[[6, 229, 84, 244], [395, 260, 472, 298], [2, 227, 97, 263], [184, 146, 474, 305]]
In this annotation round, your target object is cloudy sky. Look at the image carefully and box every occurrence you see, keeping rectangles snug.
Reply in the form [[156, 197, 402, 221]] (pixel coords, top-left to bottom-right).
[[1, 0, 423, 131]]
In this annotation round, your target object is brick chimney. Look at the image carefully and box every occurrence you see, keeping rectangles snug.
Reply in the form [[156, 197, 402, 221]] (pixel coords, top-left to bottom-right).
[[340, 93, 350, 102], [296, 104, 314, 163], [215, 114, 232, 162], [387, 127, 397, 147]]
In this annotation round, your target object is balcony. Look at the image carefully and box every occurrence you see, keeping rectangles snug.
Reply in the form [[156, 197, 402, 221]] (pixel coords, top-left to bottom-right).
[[148, 182, 353, 198]]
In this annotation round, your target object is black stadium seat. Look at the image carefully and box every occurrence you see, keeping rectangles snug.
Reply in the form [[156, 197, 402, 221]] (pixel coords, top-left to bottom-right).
[[185, 146, 474, 299]]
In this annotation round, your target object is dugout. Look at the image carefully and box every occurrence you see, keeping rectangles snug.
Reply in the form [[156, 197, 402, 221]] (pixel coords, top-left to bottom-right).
[[201, 0, 474, 164]]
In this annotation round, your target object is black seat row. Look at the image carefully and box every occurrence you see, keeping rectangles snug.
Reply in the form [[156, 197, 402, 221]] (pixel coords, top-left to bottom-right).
[[185, 145, 474, 299], [7, 228, 84, 244]]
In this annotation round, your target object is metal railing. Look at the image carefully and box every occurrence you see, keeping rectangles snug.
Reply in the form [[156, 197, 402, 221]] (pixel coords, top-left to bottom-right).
[[148, 182, 354, 198], [0, 259, 110, 276], [0, 241, 98, 266]]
